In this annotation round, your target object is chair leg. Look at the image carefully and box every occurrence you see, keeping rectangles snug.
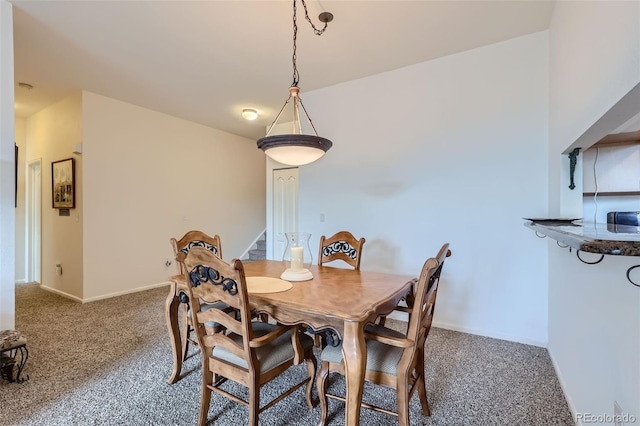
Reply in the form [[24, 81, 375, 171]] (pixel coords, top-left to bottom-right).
[[180, 304, 190, 362], [305, 349, 317, 409], [317, 361, 330, 426], [248, 375, 260, 426], [416, 350, 431, 416], [397, 374, 410, 426], [198, 368, 213, 426]]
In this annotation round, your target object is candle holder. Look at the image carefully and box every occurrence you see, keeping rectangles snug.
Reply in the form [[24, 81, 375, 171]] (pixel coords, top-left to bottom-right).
[[281, 232, 313, 281]]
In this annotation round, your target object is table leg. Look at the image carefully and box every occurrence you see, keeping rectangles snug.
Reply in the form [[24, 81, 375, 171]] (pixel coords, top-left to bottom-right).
[[165, 281, 183, 384], [341, 321, 366, 426]]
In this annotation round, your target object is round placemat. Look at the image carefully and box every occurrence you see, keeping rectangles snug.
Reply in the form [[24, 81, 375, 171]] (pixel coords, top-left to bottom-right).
[[246, 276, 293, 294]]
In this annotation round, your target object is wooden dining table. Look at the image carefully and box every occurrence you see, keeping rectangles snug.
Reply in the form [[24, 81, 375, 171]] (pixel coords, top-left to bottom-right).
[[165, 260, 415, 426]]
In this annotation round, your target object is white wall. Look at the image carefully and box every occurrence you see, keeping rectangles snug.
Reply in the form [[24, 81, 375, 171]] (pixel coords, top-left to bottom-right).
[[25, 93, 83, 299], [82, 92, 266, 301], [548, 0, 640, 421], [0, 0, 15, 330], [15, 117, 26, 283], [299, 32, 549, 346]]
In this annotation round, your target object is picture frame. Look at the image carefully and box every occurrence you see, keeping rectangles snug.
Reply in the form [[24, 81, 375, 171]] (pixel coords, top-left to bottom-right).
[[52, 158, 75, 209]]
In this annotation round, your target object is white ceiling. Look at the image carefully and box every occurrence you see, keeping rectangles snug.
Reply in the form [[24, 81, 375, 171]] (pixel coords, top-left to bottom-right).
[[12, 0, 556, 140]]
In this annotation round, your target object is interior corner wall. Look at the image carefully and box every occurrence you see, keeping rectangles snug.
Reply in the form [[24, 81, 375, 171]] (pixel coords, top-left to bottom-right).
[[25, 93, 83, 300], [15, 117, 26, 283], [548, 0, 640, 421], [0, 0, 16, 330], [81, 92, 265, 301], [299, 31, 550, 346]]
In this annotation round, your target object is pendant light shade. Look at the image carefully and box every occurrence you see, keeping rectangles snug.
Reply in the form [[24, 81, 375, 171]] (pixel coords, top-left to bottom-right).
[[257, 134, 333, 166], [257, 1, 333, 167]]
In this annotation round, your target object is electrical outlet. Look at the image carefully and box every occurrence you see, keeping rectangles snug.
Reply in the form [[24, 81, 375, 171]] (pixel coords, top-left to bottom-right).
[[614, 401, 623, 426]]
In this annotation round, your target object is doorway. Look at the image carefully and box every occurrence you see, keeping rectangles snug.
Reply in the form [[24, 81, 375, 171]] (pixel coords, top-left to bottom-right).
[[26, 159, 41, 283]]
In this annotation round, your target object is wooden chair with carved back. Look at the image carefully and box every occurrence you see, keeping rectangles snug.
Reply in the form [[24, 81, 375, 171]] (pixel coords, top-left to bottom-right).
[[317, 243, 451, 426], [179, 246, 317, 426], [315, 231, 366, 344], [318, 231, 366, 270], [170, 230, 230, 361]]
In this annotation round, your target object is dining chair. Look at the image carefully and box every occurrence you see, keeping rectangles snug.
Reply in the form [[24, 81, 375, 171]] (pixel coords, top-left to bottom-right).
[[317, 243, 451, 426], [170, 230, 229, 361], [318, 231, 366, 270], [179, 246, 317, 426], [315, 231, 366, 344]]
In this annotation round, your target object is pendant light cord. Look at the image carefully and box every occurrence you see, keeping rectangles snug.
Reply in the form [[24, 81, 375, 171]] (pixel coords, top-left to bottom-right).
[[292, 0, 331, 87]]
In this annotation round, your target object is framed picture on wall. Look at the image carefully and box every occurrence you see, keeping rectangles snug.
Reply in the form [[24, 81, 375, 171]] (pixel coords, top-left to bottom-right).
[[52, 158, 75, 209]]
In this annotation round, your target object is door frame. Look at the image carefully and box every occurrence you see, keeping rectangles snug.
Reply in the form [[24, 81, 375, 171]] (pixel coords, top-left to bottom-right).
[[26, 158, 41, 283]]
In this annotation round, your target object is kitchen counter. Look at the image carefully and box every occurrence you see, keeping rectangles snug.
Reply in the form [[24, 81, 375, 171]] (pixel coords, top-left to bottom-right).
[[524, 220, 640, 256]]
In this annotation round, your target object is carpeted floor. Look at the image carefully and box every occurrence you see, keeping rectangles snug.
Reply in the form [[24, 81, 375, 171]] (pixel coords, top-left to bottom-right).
[[0, 283, 573, 425]]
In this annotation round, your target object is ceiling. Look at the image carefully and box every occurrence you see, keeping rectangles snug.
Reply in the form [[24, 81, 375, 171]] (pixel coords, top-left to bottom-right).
[[12, 0, 556, 140]]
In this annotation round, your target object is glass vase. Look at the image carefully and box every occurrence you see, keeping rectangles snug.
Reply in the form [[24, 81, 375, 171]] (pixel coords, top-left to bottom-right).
[[281, 232, 313, 281]]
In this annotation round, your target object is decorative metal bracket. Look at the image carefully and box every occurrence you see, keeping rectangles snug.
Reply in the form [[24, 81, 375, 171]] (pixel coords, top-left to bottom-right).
[[627, 265, 640, 287], [575, 251, 639, 287], [189, 265, 238, 296], [178, 290, 190, 305], [322, 241, 358, 259], [306, 326, 341, 347], [568, 148, 581, 190], [576, 250, 605, 265], [0, 345, 29, 383]]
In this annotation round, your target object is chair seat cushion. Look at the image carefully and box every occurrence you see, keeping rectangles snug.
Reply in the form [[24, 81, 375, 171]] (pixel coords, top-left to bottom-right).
[[321, 325, 406, 376], [0, 330, 27, 350], [213, 322, 313, 373]]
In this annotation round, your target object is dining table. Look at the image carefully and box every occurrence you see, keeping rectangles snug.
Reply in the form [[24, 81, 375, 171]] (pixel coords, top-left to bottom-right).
[[165, 259, 415, 426]]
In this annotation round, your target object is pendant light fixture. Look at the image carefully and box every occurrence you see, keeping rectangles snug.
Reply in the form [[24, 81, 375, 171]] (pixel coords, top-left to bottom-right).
[[257, 0, 333, 166]]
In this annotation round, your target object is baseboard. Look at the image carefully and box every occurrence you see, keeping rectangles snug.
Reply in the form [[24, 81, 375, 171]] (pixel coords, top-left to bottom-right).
[[40, 281, 171, 304], [40, 284, 84, 303], [548, 349, 578, 425], [14, 279, 27, 284], [81, 281, 171, 303], [386, 313, 547, 347], [431, 320, 548, 348]]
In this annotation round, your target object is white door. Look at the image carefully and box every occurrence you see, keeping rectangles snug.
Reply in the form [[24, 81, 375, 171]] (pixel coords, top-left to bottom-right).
[[272, 168, 298, 261], [26, 159, 41, 283]]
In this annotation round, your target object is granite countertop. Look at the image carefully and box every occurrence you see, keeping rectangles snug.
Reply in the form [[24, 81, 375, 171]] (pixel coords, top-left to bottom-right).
[[524, 220, 640, 256]]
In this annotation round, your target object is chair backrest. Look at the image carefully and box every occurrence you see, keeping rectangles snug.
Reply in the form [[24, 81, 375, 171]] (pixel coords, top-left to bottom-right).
[[317, 231, 366, 270], [178, 247, 255, 364], [405, 243, 451, 348], [170, 230, 223, 274]]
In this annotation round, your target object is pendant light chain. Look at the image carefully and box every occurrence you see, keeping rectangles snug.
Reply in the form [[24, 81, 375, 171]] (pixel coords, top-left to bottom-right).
[[292, 0, 299, 86], [292, 0, 331, 87]]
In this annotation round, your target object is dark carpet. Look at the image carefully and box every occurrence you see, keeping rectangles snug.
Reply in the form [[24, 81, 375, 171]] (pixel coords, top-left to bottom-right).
[[0, 283, 573, 425]]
